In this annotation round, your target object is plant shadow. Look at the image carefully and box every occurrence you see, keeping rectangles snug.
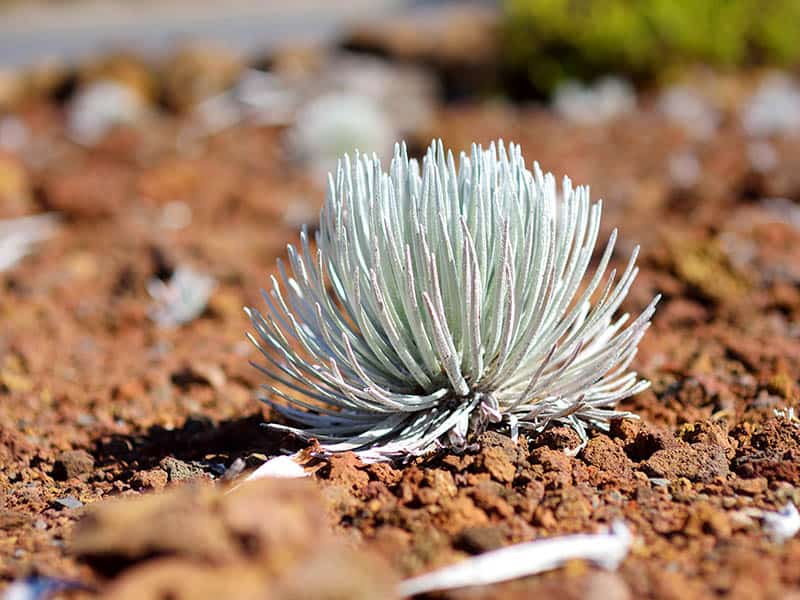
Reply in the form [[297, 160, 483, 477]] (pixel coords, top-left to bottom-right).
[[90, 411, 304, 478]]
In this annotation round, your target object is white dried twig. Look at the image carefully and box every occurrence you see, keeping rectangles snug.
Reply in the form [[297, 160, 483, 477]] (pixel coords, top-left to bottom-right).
[[246, 139, 659, 460], [398, 522, 632, 597]]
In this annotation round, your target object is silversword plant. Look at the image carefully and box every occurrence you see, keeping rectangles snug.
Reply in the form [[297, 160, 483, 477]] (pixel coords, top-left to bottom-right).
[[246, 140, 659, 461]]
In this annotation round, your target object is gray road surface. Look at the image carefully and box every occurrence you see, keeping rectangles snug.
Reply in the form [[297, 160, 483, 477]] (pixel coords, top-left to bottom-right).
[[0, 0, 406, 67]]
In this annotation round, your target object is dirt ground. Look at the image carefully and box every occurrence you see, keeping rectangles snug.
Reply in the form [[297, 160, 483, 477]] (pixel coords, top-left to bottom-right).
[[2, 78, 800, 599]]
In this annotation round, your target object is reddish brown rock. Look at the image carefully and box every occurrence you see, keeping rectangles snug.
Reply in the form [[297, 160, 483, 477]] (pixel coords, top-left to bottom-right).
[[40, 163, 132, 218], [101, 560, 273, 600], [481, 446, 517, 483], [530, 447, 573, 488], [52, 449, 95, 481], [643, 442, 729, 482], [581, 435, 635, 487], [129, 468, 168, 492], [322, 452, 370, 493]]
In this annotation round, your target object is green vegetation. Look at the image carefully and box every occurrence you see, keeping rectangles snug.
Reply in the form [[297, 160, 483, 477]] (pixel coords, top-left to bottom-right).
[[503, 0, 800, 97]]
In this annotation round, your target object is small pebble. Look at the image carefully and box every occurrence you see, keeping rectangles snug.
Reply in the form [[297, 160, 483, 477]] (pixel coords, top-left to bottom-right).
[[222, 457, 246, 480], [76, 413, 96, 427], [54, 496, 83, 510], [52, 449, 95, 481], [207, 462, 228, 477]]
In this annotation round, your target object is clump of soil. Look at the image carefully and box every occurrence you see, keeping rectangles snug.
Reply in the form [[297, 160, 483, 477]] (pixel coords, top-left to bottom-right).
[[71, 477, 397, 600]]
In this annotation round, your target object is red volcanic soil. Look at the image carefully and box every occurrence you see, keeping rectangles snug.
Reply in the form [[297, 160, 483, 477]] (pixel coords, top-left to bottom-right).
[[2, 88, 800, 599]]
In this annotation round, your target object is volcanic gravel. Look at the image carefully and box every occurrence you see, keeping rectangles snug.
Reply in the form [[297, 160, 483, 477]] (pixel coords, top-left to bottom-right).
[[2, 88, 800, 599]]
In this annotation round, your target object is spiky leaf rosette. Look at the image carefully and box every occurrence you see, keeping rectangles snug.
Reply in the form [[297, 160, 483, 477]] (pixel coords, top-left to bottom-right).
[[246, 140, 659, 461]]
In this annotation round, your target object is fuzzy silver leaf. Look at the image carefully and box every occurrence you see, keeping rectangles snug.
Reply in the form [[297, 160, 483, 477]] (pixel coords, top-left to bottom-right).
[[246, 139, 659, 461]]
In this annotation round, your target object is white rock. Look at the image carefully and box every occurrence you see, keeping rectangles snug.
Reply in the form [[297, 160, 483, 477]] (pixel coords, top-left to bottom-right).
[[747, 141, 779, 173], [0, 115, 29, 152], [742, 74, 800, 137], [67, 80, 146, 145], [245, 453, 308, 481], [147, 266, 215, 327], [554, 77, 636, 125], [287, 91, 397, 181], [658, 85, 719, 140], [762, 503, 800, 543], [0, 213, 59, 272], [669, 152, 702, 188]]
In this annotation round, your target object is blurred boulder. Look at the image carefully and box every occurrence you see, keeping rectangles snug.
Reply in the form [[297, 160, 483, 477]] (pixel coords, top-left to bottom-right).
[[41, 162, 132, 219], [310, 53, 437, 140], [341, 5, 498, 101], [23, 57, 72, 102], [189, 49, 437, 156], [553, 76, 636, 125], [657, 84, 720, 141], [0, 152, 33, 217], [287, 91, 397, 181], [0, 212, 59, 272], [162, 43, 243, 112], [267, 44, 327, 85], [0, 68, 25, 112], [103, 560, 273, 600], [278, 52, 438, 181], [79, 53, 158, 104], [741, 73, 800, 137], [67, 80, 148, 145], [73, 477, 398, 599]]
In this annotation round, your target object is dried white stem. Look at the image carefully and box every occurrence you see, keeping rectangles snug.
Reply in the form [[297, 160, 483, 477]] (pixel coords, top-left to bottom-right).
[[398, 522, 632, 597]]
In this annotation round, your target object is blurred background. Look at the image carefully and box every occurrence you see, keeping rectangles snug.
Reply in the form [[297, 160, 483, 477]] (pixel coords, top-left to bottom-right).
[[2, 0, 800, 225], [4, 1, 800, 594], [3, 0, 800, 217], [3, 0, 800, 308]]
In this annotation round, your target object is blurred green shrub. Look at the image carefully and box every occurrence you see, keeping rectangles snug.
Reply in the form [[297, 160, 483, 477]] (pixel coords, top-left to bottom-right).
[[503, 0, 800, 97]]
